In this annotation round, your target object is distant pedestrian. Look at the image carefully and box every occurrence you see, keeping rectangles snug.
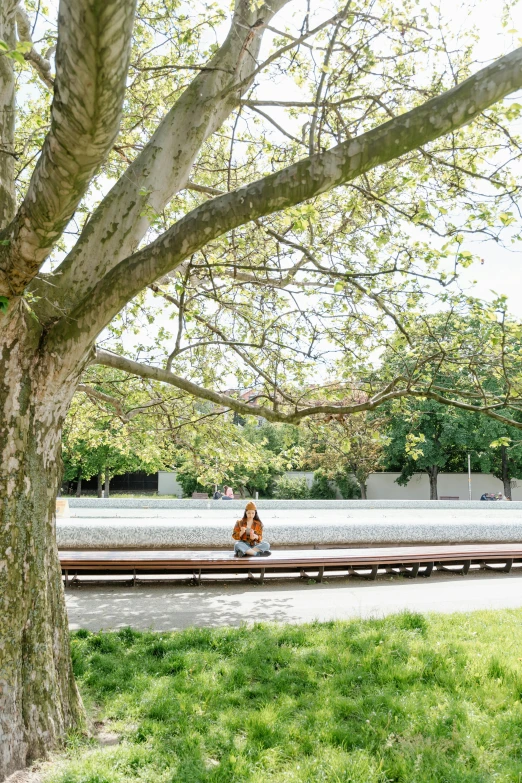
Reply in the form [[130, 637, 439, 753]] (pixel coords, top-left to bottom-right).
[[222, 485, 234, 500], [232, 501, 271, 557]]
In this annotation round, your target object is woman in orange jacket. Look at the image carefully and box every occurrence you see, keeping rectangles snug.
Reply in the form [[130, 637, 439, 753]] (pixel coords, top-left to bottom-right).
[[232, 501, 271, 557]]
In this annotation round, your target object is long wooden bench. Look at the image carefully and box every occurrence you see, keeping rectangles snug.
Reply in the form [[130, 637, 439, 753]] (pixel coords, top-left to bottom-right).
[[60, 543, 522, 585]]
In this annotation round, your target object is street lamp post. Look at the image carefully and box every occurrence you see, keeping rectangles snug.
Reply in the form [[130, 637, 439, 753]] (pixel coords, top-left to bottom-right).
[[467, 453, 472, 500]]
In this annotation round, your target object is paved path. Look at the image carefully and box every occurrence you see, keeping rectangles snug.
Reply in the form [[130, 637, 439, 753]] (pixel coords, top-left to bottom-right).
[[66, 568, 522, 631]]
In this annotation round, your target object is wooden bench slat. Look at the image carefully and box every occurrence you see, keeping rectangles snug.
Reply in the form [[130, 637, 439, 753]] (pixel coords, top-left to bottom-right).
[[60, 543, 522, 572]]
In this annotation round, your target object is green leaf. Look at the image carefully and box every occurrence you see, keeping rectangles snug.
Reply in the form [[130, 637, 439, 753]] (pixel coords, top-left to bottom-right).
[[15, 40, 33, 54], [9, 50, 26, 65], [490, 437, 511, 449], [0, 296, 9, 315], [333, 281, 344, 293]]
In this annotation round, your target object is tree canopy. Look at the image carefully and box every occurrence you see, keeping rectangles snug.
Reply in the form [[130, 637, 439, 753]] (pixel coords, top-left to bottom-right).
[[3, 0, 522, 426]]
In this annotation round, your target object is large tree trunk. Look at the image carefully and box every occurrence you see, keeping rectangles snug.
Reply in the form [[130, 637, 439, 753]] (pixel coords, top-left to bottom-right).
[[427, 466, 438, 500], [0, 302, 85, 780], [501, 445, 512, 500], [75, 476, 82, 497], [104, 471, 110, 498]]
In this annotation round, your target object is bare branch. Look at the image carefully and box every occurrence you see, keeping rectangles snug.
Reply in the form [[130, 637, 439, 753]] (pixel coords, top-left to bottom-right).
[[149, 282, 297, 402], [222, 10, 347, 101], [186, 181, 225, 197], [77, 383, 162, 422], [15, 4, 54, 89]]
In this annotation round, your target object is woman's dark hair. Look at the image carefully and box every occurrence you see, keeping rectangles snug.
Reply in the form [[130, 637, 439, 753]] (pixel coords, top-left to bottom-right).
[[240, 510, 262, 526]]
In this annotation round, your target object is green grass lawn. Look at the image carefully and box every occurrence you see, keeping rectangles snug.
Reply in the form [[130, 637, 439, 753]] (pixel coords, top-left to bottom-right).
[[46, 610, 522, 783]]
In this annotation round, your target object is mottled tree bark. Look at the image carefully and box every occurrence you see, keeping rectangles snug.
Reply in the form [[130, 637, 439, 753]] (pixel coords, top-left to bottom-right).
[[0, 0, 137, 297], [0, 302, 85, 780], [31, 0, 291, 320]]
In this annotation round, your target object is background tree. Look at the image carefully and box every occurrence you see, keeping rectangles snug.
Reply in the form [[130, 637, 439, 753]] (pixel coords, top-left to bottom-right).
[[174, 419, 288, 498], [3, 0, 522, 775], [383, 400, 476, 499], [305, 412, 389, 498], [469, 417, 522, 500]]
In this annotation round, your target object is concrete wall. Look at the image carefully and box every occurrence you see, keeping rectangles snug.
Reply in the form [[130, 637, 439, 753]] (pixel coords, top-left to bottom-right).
[[366, 472, 520, 500], [156, 470, 519, 500], [157, 471, 184, 497]]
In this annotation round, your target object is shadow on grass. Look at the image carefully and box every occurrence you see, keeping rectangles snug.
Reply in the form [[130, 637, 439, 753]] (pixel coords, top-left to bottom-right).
[[47, 610, 522, 783]]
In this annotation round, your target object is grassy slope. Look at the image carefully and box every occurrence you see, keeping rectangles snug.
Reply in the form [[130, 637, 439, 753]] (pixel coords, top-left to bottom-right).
[[46, 610, 522, 783]]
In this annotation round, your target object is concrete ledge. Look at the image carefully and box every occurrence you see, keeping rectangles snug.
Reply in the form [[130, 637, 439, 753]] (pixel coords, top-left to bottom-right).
[[56, 518, 522, 549], [66, 498, 522, 510]]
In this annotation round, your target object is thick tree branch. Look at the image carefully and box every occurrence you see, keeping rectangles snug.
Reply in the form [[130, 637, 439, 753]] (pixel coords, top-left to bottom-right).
[[92, 348, 376, 423], [0, 0, 137, 297], [93, 349, 522, 430], [45, 45, 522, 358], [32, 0, 291, 320]]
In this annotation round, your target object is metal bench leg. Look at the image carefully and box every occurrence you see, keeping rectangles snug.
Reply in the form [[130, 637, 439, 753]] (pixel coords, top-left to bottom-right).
[[436, 560, 471, 575], [419, 562, 434, 578], [64, 570, 69, 587], [300, 567, 324, 583], [192, 570, 202, 586], [482, 559, 513, 573], [350, 564, 379, 580], [259, 568, 265, 585], [402, 563, 420, 579]]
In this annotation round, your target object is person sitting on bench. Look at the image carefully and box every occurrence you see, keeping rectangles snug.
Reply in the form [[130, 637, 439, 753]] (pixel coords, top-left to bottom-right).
[[232, 501, 271, 557]]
